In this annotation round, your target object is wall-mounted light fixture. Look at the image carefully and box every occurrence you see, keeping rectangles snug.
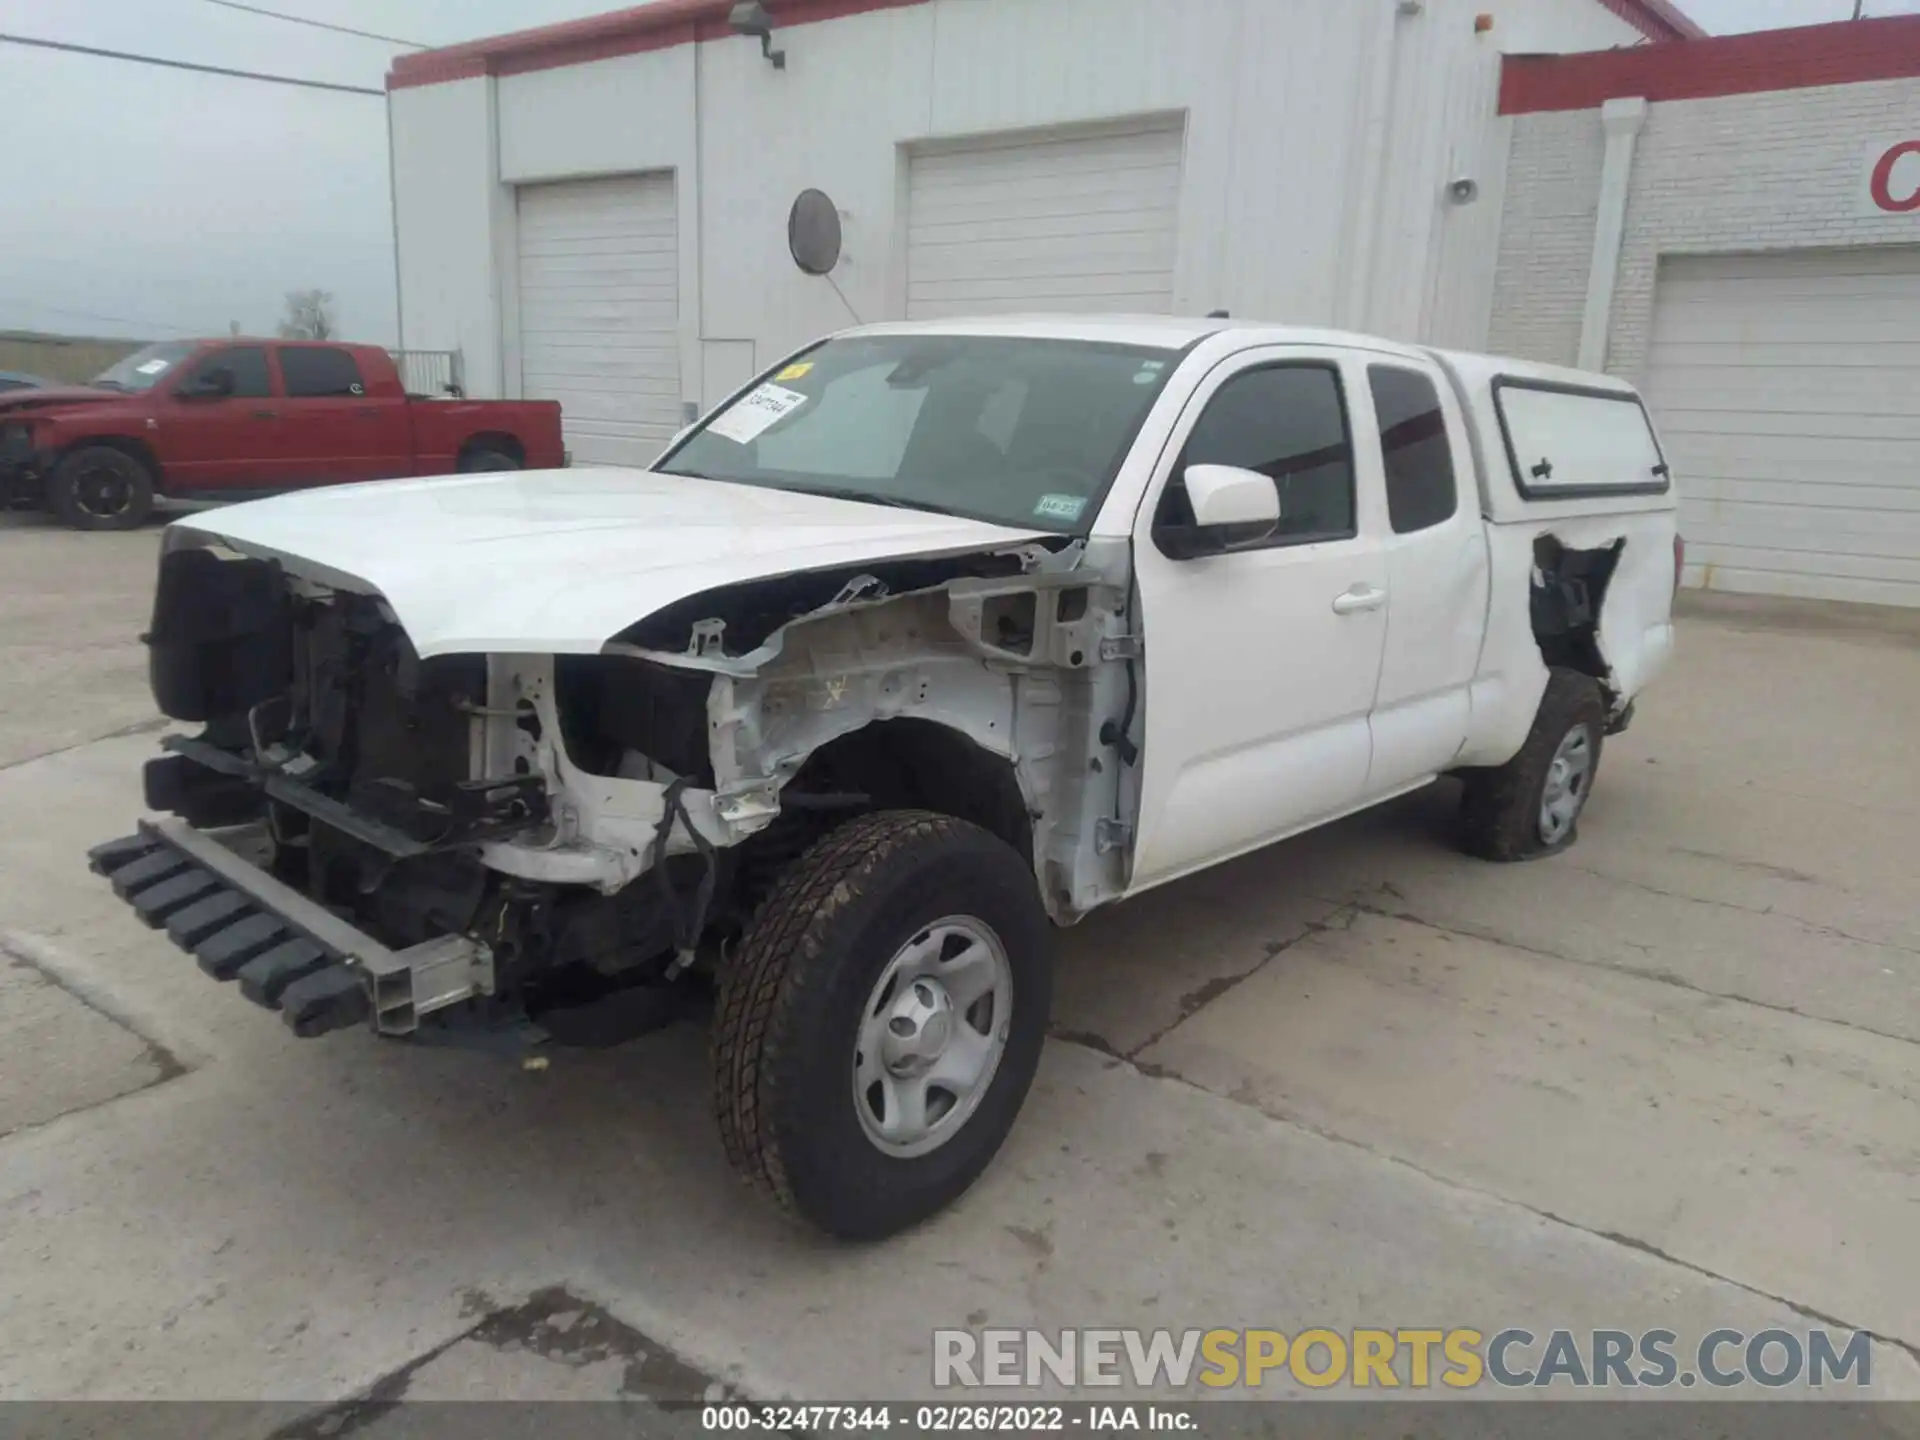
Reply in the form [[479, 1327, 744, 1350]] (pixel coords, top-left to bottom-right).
[[1448, 177, 1480, 205], [729, 1, 786, 69]]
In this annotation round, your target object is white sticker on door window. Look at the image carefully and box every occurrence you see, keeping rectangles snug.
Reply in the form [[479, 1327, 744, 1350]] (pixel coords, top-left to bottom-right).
[[135, 359, 171, 375], [706, 383, 810, 444]]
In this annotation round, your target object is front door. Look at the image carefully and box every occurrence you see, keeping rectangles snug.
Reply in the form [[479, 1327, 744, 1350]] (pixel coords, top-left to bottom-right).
[[1127, 350, 1389, 892], [153, 345, 289, 493]]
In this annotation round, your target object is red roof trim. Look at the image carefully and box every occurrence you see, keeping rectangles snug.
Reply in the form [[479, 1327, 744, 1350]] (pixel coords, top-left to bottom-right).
[[389, 0, 1697, 91], [1502, 13, 1920, 114], [389, 0, 929, 89]]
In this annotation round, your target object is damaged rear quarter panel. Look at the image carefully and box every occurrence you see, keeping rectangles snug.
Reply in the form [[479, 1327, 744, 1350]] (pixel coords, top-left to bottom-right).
[[1458, 510, 1679, 767]]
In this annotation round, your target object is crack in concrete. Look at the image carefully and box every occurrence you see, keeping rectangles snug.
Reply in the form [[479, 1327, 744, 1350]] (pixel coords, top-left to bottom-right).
[[1072, 1037, 1920, 1370], [0, 714, 169, 773], [269, 1285, 722, 1437], [1051, 902, 1360, 1064], [0, 935, 188, 1138], [1342, 900, 1918, 1051], [1569, 864, 1920, 960]]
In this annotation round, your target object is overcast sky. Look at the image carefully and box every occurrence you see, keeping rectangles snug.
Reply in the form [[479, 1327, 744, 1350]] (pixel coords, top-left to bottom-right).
[[1, 0, 1914, 349]]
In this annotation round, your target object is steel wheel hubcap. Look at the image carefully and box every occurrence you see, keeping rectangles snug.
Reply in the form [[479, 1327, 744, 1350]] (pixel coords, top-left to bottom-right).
[[1539, 725, 1594, 844], [854, 916, 1012, 1158]]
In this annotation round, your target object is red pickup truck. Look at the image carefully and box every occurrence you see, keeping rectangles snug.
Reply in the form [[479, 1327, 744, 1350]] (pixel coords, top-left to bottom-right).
[[0, 339, 564, 530]]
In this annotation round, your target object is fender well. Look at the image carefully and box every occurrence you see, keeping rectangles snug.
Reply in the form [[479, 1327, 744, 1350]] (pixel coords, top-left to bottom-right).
[[458, 430, 524, 465], [784, 718, 1033, 864], [1531, 534, 1622, 689]]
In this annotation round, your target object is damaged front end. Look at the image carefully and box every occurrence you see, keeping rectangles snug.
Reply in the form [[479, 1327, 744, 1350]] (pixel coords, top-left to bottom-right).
[[1, 420, 48, 510], [98, 528, 1138, 1049]]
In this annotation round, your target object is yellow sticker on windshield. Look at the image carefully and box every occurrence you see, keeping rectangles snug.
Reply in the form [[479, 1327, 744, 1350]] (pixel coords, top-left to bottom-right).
[[775, 361, 814, 382]]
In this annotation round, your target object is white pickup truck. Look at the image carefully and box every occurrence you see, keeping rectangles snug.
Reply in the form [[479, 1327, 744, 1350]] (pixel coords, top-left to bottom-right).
[[92, 316, 1678, 1239]]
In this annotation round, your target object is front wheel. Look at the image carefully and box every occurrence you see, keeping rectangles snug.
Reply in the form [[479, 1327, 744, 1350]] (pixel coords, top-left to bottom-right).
[[713, 811, 1051, 1240], [48, 445, 155, 530]]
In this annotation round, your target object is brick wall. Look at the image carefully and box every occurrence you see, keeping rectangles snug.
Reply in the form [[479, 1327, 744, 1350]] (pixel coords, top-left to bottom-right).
[[1489, 75, 1920, 379], [1486, 110, 1604, 366]]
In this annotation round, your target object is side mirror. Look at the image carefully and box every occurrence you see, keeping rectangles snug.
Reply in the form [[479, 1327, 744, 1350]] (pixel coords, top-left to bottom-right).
[[1157, 464, 1280, 559], [1186, 464, 1280, 529], [180, 367, 234, 399]]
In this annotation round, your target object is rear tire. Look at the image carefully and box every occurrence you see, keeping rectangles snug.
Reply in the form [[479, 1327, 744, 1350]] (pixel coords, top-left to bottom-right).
[[1459, 668, 1607, 862], [456, 445, 520, 473], [48, 445, 155, 531], [713, 811, 1051, 1240]]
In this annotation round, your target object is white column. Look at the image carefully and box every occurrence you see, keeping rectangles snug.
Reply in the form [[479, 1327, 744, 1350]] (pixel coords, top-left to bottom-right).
[[1577, 96, 1648, 373]]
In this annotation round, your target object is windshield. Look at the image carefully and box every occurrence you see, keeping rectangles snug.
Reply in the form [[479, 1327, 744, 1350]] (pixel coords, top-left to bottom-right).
[[91, 341, 198, 393], [657, 335, 1180, 532]]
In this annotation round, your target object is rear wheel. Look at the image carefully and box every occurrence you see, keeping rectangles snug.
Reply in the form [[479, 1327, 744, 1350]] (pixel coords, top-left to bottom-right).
[[49, 445, 155, 530], [713, 811, 1050, 1240], [1459, 668, 1607, 861], [456, 444, 520, 473]]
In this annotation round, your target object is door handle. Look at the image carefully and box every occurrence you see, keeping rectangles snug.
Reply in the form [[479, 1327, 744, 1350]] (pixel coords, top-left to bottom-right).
[[1331, 585, 1387, 615], [251, 409, 278, 419]]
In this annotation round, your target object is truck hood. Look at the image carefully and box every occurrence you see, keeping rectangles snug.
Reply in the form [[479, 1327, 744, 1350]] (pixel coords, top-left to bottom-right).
[[173, 468, 1050, 658], [0, 385, 129, 416]]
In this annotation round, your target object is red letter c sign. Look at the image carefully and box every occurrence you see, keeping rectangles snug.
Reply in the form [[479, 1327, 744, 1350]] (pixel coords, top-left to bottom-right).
[[1870, 140, 1920, 214]]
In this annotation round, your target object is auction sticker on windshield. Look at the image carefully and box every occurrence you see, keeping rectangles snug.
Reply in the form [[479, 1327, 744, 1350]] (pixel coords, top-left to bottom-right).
[[708, 383, 810, 444]]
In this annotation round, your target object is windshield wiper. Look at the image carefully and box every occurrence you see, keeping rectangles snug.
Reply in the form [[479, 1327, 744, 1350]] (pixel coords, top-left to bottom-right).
[[90, 380, 129, 392], [777, 483, 971, 519]]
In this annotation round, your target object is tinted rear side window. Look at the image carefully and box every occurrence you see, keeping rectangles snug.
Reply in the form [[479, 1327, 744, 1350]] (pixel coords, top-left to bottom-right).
[[280, 346, 365, 398], [1369, 366, 1457, 534]]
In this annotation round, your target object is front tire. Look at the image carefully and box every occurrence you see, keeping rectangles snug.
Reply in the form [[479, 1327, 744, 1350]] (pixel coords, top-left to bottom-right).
[[713, 811, 1050, 1240], [1459, 668, 1607, 861], [48, 445, 155, 530]]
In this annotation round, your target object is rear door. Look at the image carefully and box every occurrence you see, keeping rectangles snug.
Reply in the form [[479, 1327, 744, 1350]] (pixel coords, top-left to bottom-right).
[[1358, 360, 1489, 793], [1127, 348, 1389, 892], [275, 345, 407, 484], [153, 345, 287, 492]]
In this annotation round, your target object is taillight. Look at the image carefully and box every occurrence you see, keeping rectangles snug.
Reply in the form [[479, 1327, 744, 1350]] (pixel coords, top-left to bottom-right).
[[1673, 533, 1686, 596]]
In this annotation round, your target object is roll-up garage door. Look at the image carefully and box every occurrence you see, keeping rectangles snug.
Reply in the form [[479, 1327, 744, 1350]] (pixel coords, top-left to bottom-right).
[[905, 122, 1184, 319], [516, 173, 680, 466], [1643, 247, 1920, 607]]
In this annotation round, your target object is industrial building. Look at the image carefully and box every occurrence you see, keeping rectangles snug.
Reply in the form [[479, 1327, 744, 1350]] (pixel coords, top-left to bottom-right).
[[385, 0, 1920, 606], [385, 0, 1695, 464]]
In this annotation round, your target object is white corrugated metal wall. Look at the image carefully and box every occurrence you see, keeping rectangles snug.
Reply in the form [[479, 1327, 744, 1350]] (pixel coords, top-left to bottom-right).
[[1644, 248, 1920, 608], [392, 0, 1648, 413], [515, 174, 683, 465], [904, 121, 1185, 319]]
